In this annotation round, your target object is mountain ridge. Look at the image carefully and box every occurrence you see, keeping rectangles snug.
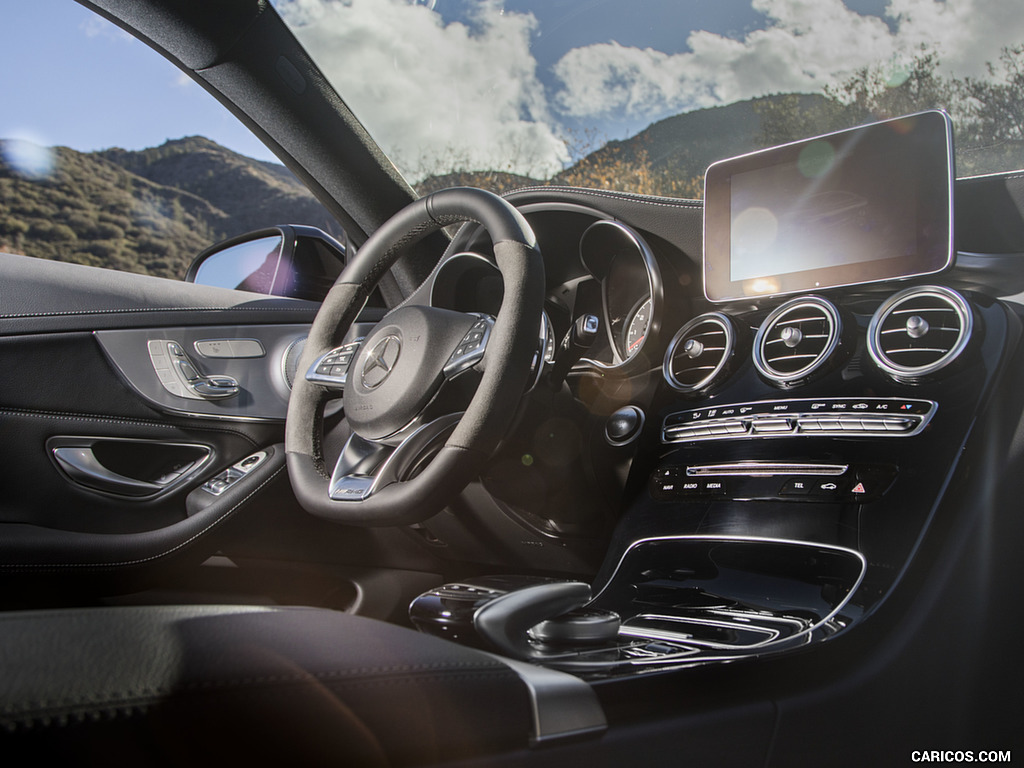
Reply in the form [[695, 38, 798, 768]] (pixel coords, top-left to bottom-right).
[[0, 136, 340, 279]]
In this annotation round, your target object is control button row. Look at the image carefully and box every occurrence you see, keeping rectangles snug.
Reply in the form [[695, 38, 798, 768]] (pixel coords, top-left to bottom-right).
[[650, 475, 728, 500], [149, 340, 240, 401], [149, 339, 201, 400], [650, 465, 896, 503], [306, 340, 363, 390], [662, 398, 935, 444], [444, 315, 494, 378], [799, 416, 915, 433], [201, 450, 269, 496], [665, 397, 933, 426]]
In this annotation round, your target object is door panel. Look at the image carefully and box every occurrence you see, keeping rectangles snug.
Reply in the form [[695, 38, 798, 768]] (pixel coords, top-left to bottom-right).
[[0, 252, 348, 572]]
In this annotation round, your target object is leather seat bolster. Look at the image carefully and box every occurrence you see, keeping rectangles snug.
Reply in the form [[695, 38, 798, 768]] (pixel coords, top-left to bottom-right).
[[0, 604, 533, 766]]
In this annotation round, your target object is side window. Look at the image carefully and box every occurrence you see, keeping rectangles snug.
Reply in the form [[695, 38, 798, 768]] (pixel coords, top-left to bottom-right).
[[0, 1, 344, 283]]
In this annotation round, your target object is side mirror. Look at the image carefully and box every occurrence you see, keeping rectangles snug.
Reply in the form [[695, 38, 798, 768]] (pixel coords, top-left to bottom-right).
[[186, 225, 350, 301]]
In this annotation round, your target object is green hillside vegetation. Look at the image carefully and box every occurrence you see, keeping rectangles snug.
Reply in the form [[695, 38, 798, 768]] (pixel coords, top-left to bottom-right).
[[99, 137, 341, 238], [0, 137, 341, 280], [0, 145, 225, 278]]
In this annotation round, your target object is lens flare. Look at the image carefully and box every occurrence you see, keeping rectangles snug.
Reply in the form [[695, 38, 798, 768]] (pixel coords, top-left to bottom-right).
[[732, 206, 779, 255], [1, 139, 55, 179], [798, 140, 834, 179]]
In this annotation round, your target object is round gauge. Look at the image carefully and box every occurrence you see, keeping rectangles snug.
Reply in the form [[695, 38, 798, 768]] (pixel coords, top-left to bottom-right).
[[578, 219, 665, 373], [624, 297, 652, 359]]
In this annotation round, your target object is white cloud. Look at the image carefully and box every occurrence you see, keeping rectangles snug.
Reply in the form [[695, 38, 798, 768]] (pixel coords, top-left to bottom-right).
[[552, 0, 1024, 120], [885, 0, 1024, 77], [79, 15, 135, 43], [279, 0, 568, 181], [276, 0, 1024, 178]]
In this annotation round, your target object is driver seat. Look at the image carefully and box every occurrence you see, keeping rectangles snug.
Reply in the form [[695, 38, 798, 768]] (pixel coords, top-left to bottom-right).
[[0, 603, 600, 765]]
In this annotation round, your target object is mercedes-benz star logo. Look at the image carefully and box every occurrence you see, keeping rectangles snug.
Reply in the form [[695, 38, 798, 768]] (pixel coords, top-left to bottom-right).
[[361, 335, 401, 389]]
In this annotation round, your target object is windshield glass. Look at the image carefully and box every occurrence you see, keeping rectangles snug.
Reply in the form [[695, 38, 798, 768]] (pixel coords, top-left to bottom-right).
[[275, 0, 1024, 196]]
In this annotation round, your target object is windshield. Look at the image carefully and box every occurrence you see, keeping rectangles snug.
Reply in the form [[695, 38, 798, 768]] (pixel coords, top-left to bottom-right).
[[275, 0, 1024, 196]]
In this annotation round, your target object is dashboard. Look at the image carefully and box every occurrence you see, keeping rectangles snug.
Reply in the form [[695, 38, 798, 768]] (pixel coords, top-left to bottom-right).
[[400, 130, 1024, 675]]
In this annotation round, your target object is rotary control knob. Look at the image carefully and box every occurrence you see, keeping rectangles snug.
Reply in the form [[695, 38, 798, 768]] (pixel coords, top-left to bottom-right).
[[529, 608, 621, 646]]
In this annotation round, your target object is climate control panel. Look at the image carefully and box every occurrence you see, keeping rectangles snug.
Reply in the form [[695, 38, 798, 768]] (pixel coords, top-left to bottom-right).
[[662, 397, 935, 444]]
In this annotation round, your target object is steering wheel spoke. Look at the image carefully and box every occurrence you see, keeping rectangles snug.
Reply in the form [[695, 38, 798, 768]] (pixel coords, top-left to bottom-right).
[[329, 413, 463, 502]]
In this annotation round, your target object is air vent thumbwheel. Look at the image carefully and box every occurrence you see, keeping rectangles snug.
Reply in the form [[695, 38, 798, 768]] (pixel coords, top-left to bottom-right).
[[754, 296, 842, 386], [867, 285, 973, 381], [663, 312, 736, 393]]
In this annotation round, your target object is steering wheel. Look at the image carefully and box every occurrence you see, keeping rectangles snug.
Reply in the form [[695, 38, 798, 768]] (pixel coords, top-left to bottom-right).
[[286, 188, 544, 526]]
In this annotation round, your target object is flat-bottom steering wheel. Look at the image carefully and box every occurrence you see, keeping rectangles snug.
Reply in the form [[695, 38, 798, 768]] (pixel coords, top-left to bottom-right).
[[286, 188, 544, 526]]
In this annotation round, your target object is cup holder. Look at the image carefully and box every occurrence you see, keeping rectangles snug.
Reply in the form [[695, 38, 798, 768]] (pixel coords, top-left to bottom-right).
[[565, 536, 866, 672]]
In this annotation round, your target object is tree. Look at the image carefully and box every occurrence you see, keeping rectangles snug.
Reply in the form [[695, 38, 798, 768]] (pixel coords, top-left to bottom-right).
[[958, 45, 1024, 174], [827, 51, 958, 123]]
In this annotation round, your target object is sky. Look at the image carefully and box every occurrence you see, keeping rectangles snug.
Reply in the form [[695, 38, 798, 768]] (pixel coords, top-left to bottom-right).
[[277, 0, 1024, 180], [0, 0, 280, 164], [3, 0, 1024, 181]]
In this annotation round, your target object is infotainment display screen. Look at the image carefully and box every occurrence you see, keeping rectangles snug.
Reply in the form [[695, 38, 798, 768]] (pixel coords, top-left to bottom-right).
[[703, 110, 954, 303]]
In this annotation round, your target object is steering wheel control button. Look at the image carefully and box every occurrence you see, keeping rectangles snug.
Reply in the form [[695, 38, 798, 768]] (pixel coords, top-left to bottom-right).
[[444, 315, 494, 378], [662, 398, 936, 443], [605, 406, 645, 446], [307, 340, 362, 390]]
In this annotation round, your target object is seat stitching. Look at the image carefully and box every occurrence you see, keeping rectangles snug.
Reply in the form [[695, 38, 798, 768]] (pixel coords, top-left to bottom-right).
[[0, 306, 317, 320], [1, 669, 517, 728], [0, 408, 261, 447]]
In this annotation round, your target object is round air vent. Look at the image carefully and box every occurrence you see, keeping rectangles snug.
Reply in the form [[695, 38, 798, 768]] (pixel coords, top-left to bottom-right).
[[867, 285, 973, 381], [663, 312, 735, 393], [754, 297, 841, 386]]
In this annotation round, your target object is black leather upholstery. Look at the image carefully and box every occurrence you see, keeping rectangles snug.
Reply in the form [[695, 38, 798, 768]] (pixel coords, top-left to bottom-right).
[[0, 604, 532, 766]]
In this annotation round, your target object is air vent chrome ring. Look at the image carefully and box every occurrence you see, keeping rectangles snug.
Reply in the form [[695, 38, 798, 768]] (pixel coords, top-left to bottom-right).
[[753, 296, 841, 386], [867, 285, 972, 380], [663, 312, 735, 393]]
